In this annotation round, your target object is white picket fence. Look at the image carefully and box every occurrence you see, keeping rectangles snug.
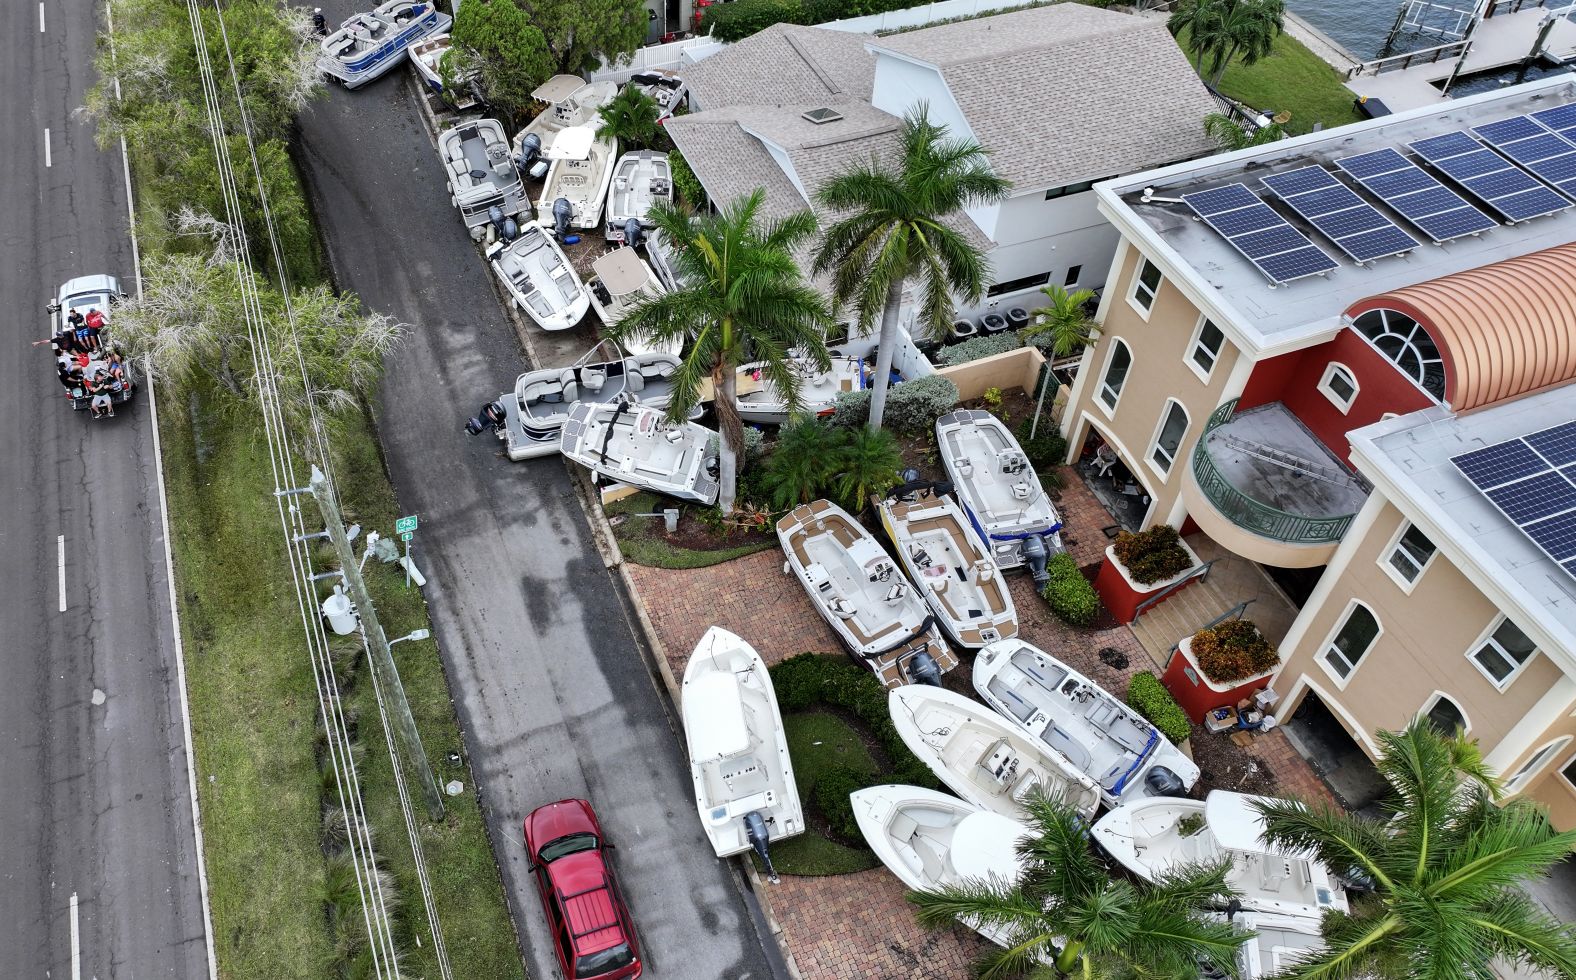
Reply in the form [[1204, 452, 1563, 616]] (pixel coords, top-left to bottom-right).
[[592, 35, 725, 81]]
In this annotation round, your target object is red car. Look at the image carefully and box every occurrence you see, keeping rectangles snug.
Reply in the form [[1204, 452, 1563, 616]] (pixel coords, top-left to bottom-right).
[[523, 799, 643, 980]]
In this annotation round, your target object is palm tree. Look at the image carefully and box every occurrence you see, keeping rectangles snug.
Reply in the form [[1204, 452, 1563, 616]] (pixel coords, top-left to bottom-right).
[[612, 191, 835, 513], [762, 421, 844, 510], [595, 86, 661, 150], [813, 108, 1011, 432], [1205, 112, 1287, 151], [1024, 283, 1098, 358], [1170, 0, 1286, 87], [1254, 723, 1576, 979], [910, 793, 1249, 978], [832, 427, 903, 511]]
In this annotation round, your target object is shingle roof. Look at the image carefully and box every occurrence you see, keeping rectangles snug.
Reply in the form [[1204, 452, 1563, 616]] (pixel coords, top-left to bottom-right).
[[683, 23, 877, 111], [665, 108, 808, 223], [868, 4, 1218, 189]]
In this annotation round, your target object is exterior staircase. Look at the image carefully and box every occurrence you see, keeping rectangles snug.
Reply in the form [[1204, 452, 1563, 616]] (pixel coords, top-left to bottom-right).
[[1128, 578, 1238, 670]]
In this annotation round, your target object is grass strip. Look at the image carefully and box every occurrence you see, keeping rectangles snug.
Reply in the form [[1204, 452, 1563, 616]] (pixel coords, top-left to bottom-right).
[[1194, 32, 1365, 134], [606, 491, 776, 569]]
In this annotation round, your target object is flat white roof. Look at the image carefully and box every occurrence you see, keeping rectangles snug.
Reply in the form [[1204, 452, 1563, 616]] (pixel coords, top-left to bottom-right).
[[1095, 75, 1576, 354]]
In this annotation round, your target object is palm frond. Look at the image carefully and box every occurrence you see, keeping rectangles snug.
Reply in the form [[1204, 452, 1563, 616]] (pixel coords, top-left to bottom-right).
[[1469, 889, 1576, 978], [1252, 798, 1397, 893], [1424, 801, 1576, 901]]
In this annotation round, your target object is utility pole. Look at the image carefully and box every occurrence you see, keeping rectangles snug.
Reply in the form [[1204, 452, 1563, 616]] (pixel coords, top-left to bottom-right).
[[310, 465, 446, 819]]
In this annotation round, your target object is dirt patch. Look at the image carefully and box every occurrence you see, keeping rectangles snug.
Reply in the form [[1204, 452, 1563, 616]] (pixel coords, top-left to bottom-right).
[[1188, 725, 1280, 797]]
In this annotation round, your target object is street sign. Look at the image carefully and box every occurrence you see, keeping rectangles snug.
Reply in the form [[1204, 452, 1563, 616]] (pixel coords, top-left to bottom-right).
[[400, 531, 414, 542], [395, 515, 418, 535]]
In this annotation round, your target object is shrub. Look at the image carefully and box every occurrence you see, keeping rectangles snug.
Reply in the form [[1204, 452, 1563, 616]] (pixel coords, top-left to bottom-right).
[[811, 764, 869, 842], [701, 0, 804, 40], [1127, 672, 1191, 745], [1112, 524, 1192, 585], [668, 146, 706, 208], [1016, 418, 1067, 469], [1190, 619, 1279, 683], [830, 373, 959, 435], [1041, 553, 1099, 627], [935, 331, 1023, 366]]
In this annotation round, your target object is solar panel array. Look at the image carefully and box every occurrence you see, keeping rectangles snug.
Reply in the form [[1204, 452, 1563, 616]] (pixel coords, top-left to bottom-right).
[[1451, 419, 1576, 580], [1409, 130, 1571, 221], [1533, 102, 1576, 144], [1335, 148, 1498, 242], [1472, 115, 1576, 199], [1261, 166, 1419, 262], [1182, 183, 1338, 285]]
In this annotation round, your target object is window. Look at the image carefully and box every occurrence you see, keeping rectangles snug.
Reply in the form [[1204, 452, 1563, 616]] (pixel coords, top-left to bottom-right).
[[1469, 617, 1537, 688], [1064, 265, 1083, 287], [1150, 400, 1190, 475], [1506, 737, 1571, 794], [986, 270, 1053, 297], [1188, 318, 1226, 379], [1352, 308, 1445, 400], [1420, 693, 1467, 736], [1321, 603, 1380, 681], [1383, 522, 1437, 589], [1318, 362, 1359, 413], [1098, 340, 1132, 412], [1130, 258, 1162, 313], [1560, 753, 1576, 791]]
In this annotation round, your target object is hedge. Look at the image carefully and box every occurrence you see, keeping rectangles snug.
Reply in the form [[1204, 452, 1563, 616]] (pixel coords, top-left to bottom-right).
[[1112, 524, 1193, 586], [1016, 418, 1066, 469], [829, 373, 959, 435], [1127, 671, 1191, 745], [935, 331, 1024, 367], [1041, 552, 1099, 627], [1191, 619, 1278, 683], [668, 146, 706, 208]]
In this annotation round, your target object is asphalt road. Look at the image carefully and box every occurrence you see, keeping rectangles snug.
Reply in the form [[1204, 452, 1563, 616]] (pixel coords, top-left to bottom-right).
[[295, 46, 787, 980], [0, 2, 209, 978]]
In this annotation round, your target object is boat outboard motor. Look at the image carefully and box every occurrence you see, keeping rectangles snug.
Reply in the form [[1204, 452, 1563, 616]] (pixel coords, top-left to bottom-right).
[[553, 197, 573, 238], [623, 217, 643, 249], [743, 811, 779, 885], [464, 400, 506, 436], [906, 650, 943, 687], [513, 132, 541, 174], [1143, 765, 1186, 798], [1021, 532, 1051, 585]]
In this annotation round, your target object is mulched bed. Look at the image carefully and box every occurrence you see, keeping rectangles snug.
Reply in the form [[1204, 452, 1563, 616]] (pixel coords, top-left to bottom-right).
[[1188, 724, 1280, 797]]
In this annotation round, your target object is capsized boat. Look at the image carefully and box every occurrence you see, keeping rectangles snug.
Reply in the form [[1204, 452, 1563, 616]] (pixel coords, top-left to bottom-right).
[[511, 76, 619, 172], [646, 226, 688, 292], [587, 247, 677, 357], [875, 482, 1016, 649], [536, 126, 618, 232], [439, 118, 527, 231], [604, 150, 673, 242], [463, 342, 690, 460], [682, 627, 803, 877], [735, 354, 863, 426], [407, 33, 478, 108], [560, 400, 719, 505], [625, 69, 687, 121], [889, 685, 1101, 821], [485, 223, 590, 332], [936, 409, 1065, 582], [1091, 790, 1351, 921], [974, 640, 1198, 807], [851, 785, 1036, 949], [318, 0, 449, 90], [776, 500, 956, 689]]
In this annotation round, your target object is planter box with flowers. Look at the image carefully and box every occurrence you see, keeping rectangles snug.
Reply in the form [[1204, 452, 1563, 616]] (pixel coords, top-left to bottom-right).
[[1092, 524, 1200, 624], [1162, 619, 1281, 722]]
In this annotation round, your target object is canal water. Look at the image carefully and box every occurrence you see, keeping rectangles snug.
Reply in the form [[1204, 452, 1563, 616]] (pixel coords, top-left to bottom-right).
[[1288, 0, 1403, 60]]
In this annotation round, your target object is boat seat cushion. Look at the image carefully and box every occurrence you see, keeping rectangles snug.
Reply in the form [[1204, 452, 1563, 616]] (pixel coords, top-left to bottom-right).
[[1098, 754, 1138, 790], [1086, 701, 1120, 729], [911, 837, 946, 882], [888, 812, 919, 843], [580, 367, 606, 393]]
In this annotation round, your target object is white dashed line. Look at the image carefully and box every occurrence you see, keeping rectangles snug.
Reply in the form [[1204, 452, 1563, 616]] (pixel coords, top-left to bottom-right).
[[44, 128, 52, 168], [69, 891, 80, 980], [58, 535, 66, 612], [39, 2, 45, 32]]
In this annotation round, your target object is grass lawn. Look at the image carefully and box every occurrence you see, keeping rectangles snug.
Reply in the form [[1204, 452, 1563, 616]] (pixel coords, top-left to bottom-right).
[[770, 710, 880, 876], [160, 384, 524, 978], [1186, 32, 1364, 134], [605, 491, 775, 569]]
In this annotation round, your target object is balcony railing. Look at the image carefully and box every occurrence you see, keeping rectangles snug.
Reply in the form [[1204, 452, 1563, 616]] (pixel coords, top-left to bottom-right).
[[1190, 399, 1357, 545]]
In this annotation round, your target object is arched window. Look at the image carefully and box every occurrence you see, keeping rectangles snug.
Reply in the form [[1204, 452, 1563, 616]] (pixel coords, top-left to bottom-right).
[[1098, 340, 1132, 412], [1506, 736, 1572, 794], [1420, 693, 1468, 736], [1149, 400, 1190, 475], [1322, 601, 1381, 682], [1352, 308, 1445, 400]]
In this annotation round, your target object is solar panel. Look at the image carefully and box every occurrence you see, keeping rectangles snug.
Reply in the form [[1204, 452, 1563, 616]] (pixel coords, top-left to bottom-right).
[[1451, 419, 1576, 575], [1409, 131, 1571, 222], [1472, 114, 1576, 198], [1531, 102, 1576, 144], [1262, 166, 1419, 262], [1182, 183, 1338, 284], [1334, 148, 1497, 242]]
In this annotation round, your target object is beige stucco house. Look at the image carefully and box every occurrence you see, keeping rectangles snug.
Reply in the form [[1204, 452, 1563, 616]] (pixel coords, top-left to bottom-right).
[[1058, 74, 1576, 827]]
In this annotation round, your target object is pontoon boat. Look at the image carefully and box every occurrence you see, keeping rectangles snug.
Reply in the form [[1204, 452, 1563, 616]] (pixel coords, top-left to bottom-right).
[[439, 119, 527, 231], [317, 0, 449, 90]]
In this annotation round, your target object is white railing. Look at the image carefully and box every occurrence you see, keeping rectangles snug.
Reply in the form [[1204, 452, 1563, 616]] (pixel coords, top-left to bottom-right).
[[592, 35, 725, 81]]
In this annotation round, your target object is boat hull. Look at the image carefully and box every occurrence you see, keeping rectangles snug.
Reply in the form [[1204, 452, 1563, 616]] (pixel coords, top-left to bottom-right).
[[318, 6, 450, 89]]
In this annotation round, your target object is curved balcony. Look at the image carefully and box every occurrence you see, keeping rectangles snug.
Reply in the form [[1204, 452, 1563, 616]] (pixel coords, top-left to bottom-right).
[[1182, 400, 1367, 568]]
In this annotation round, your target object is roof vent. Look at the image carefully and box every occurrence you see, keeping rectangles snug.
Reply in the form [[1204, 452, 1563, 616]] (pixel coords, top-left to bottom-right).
[[801, 107, 844, 125]]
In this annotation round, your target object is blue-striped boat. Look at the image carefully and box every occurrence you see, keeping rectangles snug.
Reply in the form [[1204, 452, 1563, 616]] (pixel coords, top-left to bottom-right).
[[317, 0, 450, 90]]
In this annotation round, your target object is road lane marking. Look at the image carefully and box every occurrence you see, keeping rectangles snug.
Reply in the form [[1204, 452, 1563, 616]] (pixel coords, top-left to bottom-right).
[[70, 891, 80, 980], [44, 128, 52, 168], [39, 3, 45, 32], [58, 535, 66, 612]]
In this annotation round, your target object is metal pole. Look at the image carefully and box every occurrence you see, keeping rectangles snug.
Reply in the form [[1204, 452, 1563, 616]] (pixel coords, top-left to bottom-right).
[[403, 537, 411, 589], [1029, 363, 1051, 442], [310, 466, 445, 818]]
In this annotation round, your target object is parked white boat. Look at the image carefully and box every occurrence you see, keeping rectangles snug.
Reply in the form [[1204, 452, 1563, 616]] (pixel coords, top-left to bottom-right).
[[560, 401, 719, 505], [1091, 790, 1351, 921], [777, 500, 957, 689], [682, 627, 803, 876], [974, 640, 1199, 807], [646, 226, 687, 292], [511, 77, 619, 170], [1207, 911, 1322, 979], [936, 409, 1065, 580], [851, 785, 1033, 948], [485, 223, 590, 331], [586, 247, 678, 357], [536, 126, 618, 232], [625, 69, 688, 121], [465, 344, 690, 460], [890, 685, 1101, 821], [318, 0, 449, 90], [439, 118, 527, 231], [876, 483, 1017, 649], [735, 354, 863, 426], [407, 33, 477, 108], [604, 150, 673, 241]]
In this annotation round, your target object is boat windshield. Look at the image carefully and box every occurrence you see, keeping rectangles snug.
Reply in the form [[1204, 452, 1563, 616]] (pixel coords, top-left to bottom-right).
[[539, 831, 600, 863]]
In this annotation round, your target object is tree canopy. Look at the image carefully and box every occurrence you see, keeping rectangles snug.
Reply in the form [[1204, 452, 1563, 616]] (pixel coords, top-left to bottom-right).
[[1170, 0, 1286, 87], [443, 0, 553, 127], [515, 0, 648, 77]]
